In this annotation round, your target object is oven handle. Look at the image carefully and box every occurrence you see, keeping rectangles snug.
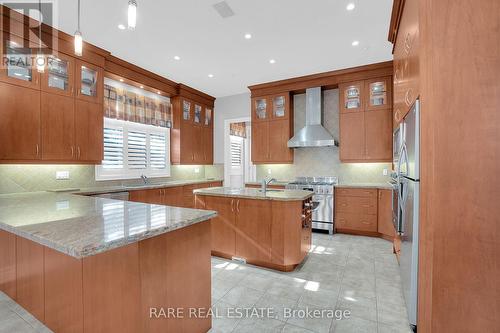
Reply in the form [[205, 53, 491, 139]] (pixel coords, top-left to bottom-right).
[[310, 201, 320, 211]]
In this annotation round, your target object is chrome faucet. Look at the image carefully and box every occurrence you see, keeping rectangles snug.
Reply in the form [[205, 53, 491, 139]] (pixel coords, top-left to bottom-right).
[[140, 174, 149, 185], [261, 178, 277, 193]]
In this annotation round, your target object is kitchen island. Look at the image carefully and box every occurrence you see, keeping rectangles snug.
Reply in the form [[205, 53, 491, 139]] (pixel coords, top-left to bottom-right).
[[194, 187, 314, 272], [0, 192, 217, 333]]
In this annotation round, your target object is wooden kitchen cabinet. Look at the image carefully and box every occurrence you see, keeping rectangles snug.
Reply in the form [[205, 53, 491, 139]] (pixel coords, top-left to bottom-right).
[[251, 92, 293, 164], [0, 82, 41, 161], [75, 60, 103, 104], [74, 99, 103, 162], [339, 77, 392, 163], [339, 112, 365, 161], [41, 52, 75, 97], [392, 0, 419, 128], [377, 189, 395, 239], [204, 196, 236, 255], [365, 109, 392, 160], [41, 92, 75, 161], [235, 198, 272, 262]]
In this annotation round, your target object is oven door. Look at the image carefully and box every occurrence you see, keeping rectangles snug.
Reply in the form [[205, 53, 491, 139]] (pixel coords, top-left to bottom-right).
[[312, 194, 333, 223]]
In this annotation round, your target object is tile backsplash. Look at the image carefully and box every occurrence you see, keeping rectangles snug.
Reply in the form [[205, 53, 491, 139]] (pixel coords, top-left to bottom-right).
[[255, 89, 392, 184], [0, 164, 210, 194]]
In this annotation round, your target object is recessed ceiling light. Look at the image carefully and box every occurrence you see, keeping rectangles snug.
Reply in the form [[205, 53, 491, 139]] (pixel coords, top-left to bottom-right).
[[140, 85, 144, 89], [119, 78, 124, 82], [269, 59, 276, 64], [208, 74, 214, 78], [346, 3, 355, 11], [351, 40, 360, 46], [118, 24, 126, 30], [244, 33, 252, 39], [174, 55, 180, 60]]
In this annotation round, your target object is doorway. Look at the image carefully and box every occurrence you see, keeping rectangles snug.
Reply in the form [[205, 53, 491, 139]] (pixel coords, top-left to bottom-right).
[[224, 117, 255, 188]]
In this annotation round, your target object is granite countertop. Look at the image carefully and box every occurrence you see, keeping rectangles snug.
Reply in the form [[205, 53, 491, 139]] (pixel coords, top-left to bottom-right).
[[194, 187, 313, 201], [0, 192, 217, 258], [50, 178, 224, 196], [335, 182, 394, 190], [244, 180, 290, 187]]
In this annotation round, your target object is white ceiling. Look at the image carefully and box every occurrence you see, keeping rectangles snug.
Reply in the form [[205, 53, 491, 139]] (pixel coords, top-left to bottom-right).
[[50, 0, 394, 97]]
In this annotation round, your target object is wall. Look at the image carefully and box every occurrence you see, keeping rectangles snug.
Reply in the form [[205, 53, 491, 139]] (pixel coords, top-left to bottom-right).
[[255, 89, 391, 183], [0, 165, 208, 194], [213, 92, 251, 164]]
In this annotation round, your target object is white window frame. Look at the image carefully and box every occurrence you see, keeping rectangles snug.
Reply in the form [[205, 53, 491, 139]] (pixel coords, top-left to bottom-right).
[[95, 118, 171, 181]]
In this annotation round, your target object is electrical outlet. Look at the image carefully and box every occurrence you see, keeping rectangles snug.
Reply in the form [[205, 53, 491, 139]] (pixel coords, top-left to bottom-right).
[[267, 168, 272, 175], [56, 171, 70, 180], [383, 168, 388, 176], [194, 167, 200, 174]]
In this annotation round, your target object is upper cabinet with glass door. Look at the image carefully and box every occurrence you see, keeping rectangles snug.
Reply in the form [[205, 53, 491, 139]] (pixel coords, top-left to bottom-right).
[[252, 97, 268, 122], [75, 60, 103, 103], [365, 77, 392, 111], [271, 93, 290, 120], [182, 99, 192, 122], [339, 81, 364, 113], [204, 107, 213, 128], [41, 52, 74, 97], [193, 104, 202, 125], [0, 33, 40, 89]]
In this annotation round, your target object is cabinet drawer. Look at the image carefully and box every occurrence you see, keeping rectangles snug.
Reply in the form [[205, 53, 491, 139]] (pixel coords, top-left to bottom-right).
[[336, 213, 377, 232], [335, 188, 377, 198], [336, 196, 377, 215]]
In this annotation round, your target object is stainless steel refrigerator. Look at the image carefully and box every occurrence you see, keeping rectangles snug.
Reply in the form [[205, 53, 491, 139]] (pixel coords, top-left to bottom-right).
[[397, 99, 420, 331]]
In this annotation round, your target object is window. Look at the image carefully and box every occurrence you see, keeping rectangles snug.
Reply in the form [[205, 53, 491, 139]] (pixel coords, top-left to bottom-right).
[[230, 136, 243, 168], [96, 118, 170, 180]]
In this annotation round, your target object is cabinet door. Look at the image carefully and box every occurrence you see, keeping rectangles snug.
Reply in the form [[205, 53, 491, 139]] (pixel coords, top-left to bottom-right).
[[202, 127, 213, 165], [193, 104, 203, 126], [252, 97, 269, 122], [251, 121, 269, 163], [268, 120, 293, 163], [205, 196, 236, 255], [203, 107, 213, 128], [180, 122, 194, 164], [365, 77, 392, 111], [235, 199, 272, 262], [192, 125, 203, 163], [162, 187, 184, 206], [339, 112, 365, 161], [0, 82, 40, 160], [365, 109, 392, 161], [181, 99, 192, 123], [41, 92, 75, 161], [271, 94, 290, 120], [41, 53, 75, 97], [0, 33, 41, 89], [75, 100, 103, 162], [377, 189, 395, 238], [339, 81, 364, 113], [75, 60, 103, 104]]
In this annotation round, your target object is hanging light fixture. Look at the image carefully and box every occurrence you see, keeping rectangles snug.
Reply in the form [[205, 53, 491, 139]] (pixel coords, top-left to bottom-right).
[[128, 0, 137, 30], [74, 0, 83, 56], [36, 0, 45, 73]]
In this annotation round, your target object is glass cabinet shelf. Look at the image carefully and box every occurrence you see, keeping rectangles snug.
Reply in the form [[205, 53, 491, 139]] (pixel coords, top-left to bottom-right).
[[194, 104, 202, 124], [273, 96, 286, 118], [205, 108, 212, 126], [47, 57, 70, 91], [183, 101, 191, 120], [369, 81, 388, 106], [254, 98, 267, 119], [344, 86, 361, 109], [5, 42, 33, 82], [80, 66, 98, 97]]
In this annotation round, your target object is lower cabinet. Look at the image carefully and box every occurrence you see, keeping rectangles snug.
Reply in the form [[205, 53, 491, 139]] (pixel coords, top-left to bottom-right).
[[196, 195, 311, 271], [377, 189, 395, 239]]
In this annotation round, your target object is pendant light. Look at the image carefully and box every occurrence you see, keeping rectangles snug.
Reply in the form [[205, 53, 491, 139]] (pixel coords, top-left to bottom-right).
[[74, 0, 83, 56], [128, 0, 137, 30], [36, 0, 45, 73]]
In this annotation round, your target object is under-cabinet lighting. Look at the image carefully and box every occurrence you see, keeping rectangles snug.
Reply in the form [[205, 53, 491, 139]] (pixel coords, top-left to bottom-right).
[[119, 78, 124, 82], [140, 85, 144, 89]]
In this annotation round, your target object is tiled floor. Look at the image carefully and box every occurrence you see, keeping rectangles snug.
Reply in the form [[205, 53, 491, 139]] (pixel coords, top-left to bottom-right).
[[0, 233, 411, 333]]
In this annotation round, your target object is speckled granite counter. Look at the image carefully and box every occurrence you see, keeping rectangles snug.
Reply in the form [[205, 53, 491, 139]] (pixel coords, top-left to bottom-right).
[[194, 187, 313, 201], [0, 192, 217, 258], [335, 182, 394, 190], [49, 178, 223, 196]]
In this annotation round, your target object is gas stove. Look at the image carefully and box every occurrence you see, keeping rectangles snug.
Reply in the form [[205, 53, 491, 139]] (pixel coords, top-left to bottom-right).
[[285, 177, 338, 234]]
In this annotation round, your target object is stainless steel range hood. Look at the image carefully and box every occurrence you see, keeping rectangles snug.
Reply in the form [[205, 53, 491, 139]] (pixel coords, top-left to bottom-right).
[[287, 87, 337, 148]]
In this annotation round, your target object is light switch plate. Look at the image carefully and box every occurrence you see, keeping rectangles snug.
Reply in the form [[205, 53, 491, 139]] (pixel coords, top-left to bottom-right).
[[383, 168, 388, 176], [194, 168, 200, 174], [56, 171, 70, 180]]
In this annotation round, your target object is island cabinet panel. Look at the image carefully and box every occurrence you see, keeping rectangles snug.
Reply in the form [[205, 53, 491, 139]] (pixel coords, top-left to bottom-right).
[[195, 194, 309, 271], [0, 230, 16, 299], [0, 81, 41, 161], [16, 237, 45, 322], [82, 243, 142, 333], [377, 189, 395, 240], [204, 196, 236, 255], [235, 199, 272, 263], [44, 248, 83, 333]]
